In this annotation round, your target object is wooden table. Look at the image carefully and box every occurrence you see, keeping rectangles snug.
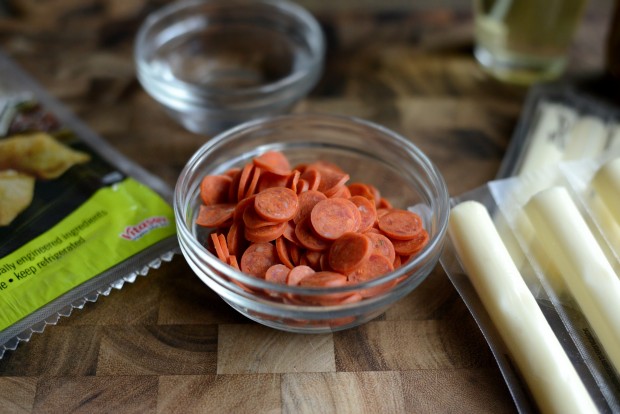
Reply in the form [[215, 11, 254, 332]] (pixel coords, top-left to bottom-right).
[[0, 0, 614, 412]]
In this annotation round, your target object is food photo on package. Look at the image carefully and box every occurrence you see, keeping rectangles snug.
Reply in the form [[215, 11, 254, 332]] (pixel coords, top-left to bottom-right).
[[0, 52, 178, 358]]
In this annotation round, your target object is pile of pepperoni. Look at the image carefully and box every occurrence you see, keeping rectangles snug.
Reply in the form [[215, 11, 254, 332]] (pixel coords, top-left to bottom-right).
[[196, 150, 429, 305]]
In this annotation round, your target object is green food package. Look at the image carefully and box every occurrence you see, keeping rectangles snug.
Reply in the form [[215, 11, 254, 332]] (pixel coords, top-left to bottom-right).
[[0, 52, 178, 357]]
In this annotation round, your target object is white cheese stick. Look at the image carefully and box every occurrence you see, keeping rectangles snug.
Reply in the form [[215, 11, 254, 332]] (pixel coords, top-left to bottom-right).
[[518, 103, 577, 174], [449, 201, 596, 414], [524, 187, 620, 376], [563, 116, 608, 161], [609, 124, 620, 152], [592, 157, 620, 226], [589, 196, 620, 275]]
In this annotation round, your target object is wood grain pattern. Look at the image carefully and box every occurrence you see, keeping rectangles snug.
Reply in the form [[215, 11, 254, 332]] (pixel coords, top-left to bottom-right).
[[282, 371, 405, 413], [34, 376, 158, 414], [0, 0, 614, 413], [97, 325, 218, 376], [0, 377, 37, 413], [217, 325, 336, 374]]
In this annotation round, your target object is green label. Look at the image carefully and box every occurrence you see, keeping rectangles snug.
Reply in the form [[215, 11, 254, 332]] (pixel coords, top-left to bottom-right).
[[0, 178, 176, 331]]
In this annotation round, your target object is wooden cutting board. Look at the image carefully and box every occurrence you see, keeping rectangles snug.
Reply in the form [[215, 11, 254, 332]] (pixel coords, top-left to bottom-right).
[[0, 0, 612, 412]]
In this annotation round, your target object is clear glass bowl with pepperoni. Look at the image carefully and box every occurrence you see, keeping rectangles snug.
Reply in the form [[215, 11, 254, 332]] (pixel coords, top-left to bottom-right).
[[174, 113, 450, 333]]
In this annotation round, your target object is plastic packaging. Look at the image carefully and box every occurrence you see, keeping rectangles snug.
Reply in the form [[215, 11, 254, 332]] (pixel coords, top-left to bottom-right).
[[0, 52, 178, 358], [442, 83, 620, 413], [497, 83, 620, 178]]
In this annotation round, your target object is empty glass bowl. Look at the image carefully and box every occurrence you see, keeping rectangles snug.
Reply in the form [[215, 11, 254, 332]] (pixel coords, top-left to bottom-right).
[[174, 114, 450, 333], [134, 0, 325, 135]]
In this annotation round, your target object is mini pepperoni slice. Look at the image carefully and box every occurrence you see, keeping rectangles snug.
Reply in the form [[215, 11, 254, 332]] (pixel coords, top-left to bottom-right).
[[299, 291, 360, 307], [400, 255, 412, 265], [320, 170, 350, 197], [292, 163, 307, 173], [243, 166, 261, 199], [347, 182, 375, 200], [237, 163, 254, 201], [200, 174, 232, 206], [328, 232, 372, 274], [233, 195, 256, 222], [240, 242, 278, 278], [336, 292, 364, 305], [196, 203, 235, 228], [295, 216, 329, 251], [295, 179, 310, 194], [297, 272, 352, 305], [228, 170, 242, 202], [376, 208, 390, 219], [378, 197, 393, 209], [304, 250, 322, 269], [275, 236, 295, 269], [307, 161, 349, 195], [282, 220, 299, 245], [228, 255, 259, 294], [294, 190, 327, 224], [254, 187, 299, 223], [226, 221, 244, 255], [298, 271, 348, 288], [377, 209, 423, 240], [319, 252, 333, 271], [310, 198, 359, 240], [265, 264, 290, 285], [243, 203, 274, 229], [218, 234, 230, 259], [348, 254, 395, 284], [328, 185, 351, 199], [391, 229, 429, 256], [364, 231, 396, 264], [244, 220, 287, 243], [349, 195, 377, 232], [253, 150, 291, 176], [227, 254, 240, 270], [288, 242, 302, 265], [286, 265, 315, 286], [211, 233, 227, 261], [223, 168, 241, 178], [300, 167, 321, 191], [257, 171, 288, 193], [367, 184, 381, 205], [285, 170, 301, 193]]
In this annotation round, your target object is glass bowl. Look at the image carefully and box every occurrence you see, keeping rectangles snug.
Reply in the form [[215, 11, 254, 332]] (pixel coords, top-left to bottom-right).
[[134, 0, 325, 135], [174, 114, 450, 333]]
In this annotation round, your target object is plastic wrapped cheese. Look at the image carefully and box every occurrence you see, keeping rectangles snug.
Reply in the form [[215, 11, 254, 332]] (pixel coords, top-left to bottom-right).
[[448, 200, 596, 414], [518, 103, 577, 174], [562, 116, 608, 161], [524, 186, 620, 375], [592, 157, 620, 225]]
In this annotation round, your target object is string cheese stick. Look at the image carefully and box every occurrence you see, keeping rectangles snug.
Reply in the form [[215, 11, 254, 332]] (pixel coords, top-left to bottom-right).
[[449, 201, 596, 414], [563, 116, 608, 161], [609, 125, 620, 152], [592, 157, 620, 225], [589, 196, 620, 275], [524, 187, 620, 375], [518, 103, 577, 174]]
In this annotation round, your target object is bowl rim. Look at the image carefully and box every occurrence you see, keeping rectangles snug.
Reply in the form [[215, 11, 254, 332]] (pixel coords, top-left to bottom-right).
[[174, 113, 450, 298], [134, 0, 326, 100]]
